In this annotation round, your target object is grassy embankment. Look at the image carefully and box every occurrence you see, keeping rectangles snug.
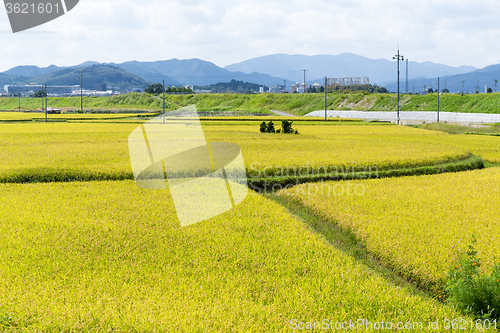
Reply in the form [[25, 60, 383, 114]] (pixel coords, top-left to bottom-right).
[[3, 91, 500, 115]]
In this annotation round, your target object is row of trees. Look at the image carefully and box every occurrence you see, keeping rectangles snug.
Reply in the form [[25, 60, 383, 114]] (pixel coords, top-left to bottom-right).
[[299, 84, 388, 94], [145, 83, 193, 95], [424, 79, 499, 95], [194, 80, 265, 94]]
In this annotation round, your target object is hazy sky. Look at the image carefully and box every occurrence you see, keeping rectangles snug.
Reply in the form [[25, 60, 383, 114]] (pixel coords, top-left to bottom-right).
[[1, 0, 499, 72]]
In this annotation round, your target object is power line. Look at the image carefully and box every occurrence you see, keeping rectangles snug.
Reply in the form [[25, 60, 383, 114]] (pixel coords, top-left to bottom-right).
[[393, 48, 404, 125], [302, 69, 307, 93], [79, 70, 84, 113]]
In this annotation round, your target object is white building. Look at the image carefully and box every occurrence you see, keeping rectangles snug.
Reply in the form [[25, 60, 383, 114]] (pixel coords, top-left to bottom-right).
[[290, 82, 307, 93], [4, 84, 80, 96]]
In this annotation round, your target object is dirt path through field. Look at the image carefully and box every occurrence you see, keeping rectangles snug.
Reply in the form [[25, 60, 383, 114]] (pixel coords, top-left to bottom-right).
[[270, 110, 298, 117]]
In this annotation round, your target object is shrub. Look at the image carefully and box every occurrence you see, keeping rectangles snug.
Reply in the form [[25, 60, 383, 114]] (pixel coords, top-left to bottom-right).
[[266, 121, 276, 133], [446, 238, 500, 319], [259, 120, 299, 134], [282, 120, 293, 134], [260, 121, 267, 133]]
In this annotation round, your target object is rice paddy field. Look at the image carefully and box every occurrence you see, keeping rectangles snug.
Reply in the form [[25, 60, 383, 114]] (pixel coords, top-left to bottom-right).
[[0, 111, 499, 331], [278, 168, 500, 291], [0, 181, 471, 331], [0, 121, 480, 183]]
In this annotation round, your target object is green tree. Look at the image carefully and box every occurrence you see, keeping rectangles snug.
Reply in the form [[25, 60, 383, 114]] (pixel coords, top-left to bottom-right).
[[33, 90, 47, 98], [145, 83, 164, 95], [266, 121, 275, 133]]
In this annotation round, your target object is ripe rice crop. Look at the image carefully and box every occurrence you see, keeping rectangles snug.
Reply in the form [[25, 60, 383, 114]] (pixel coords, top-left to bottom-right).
[[445, 134, 500, 163], [0, 181, 472, 331], [0, 123, 137, 182], [278, 168, 500, 291], [204, 124, 471, 176], [0, 123, 472, 183]]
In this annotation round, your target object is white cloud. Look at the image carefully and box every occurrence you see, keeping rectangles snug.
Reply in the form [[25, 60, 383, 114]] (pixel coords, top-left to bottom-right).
[[0, 0, 499, 71]]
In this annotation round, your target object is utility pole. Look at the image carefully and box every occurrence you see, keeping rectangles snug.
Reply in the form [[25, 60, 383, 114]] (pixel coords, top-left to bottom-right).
[[406, 59, 409, 94], [45, 84, 48, 123], [325, 77, 328, 122], [302, 70, 307, 93], [80, 70, 84, 113], [163, 79, 165, 124], [437, 78, 440, 123], [393, 48, 404, 125], [18, 85, 20, 112]]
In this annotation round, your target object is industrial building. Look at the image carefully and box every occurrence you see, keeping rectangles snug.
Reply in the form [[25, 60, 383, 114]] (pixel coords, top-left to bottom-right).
[[4, 84, 80, 96]]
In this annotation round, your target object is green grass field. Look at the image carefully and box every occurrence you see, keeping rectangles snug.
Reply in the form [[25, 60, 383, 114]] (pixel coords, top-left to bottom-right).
[[4, 91, 500, 115]]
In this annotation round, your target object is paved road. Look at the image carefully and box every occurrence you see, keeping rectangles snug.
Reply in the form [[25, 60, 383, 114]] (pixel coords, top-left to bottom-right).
[[270, 110, 298, 117], [305, 110, 500, 124]]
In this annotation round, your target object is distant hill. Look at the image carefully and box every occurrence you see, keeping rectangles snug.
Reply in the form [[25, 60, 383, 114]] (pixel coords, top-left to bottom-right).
[[116, 61, 182, 86], [0, 53, 486, 92], [385, 65, 500, 94], [31, 64, 151, 90], [1, 59, 285, 88], [224, 53, 477, 86], [0, 73, 27, 87], [3, 65, 61, 78], [73, 61, 101, 68], [116, 58, 287, 87]]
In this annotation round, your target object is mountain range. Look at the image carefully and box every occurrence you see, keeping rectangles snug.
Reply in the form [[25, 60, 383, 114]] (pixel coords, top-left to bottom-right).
[[0, 59, 287, 90], [2, 53, 500, 93], [224, 53, 477, 86], [385, 64, 500, 94]]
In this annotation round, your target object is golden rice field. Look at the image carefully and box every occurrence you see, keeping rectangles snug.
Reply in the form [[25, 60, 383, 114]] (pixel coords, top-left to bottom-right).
[[1, 117, 500, 330], [0, 122, 477, 183], [278, 167, 500, 292], [448, 134, 500, 163], [0, 181, 470, 331], [203, 124, 472, 175]]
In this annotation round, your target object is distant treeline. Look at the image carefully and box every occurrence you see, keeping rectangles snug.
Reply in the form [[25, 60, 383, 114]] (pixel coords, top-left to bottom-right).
[[194, 80, 389, 94], [145, 83, 193, 94], [194, 80, 266, 93]]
